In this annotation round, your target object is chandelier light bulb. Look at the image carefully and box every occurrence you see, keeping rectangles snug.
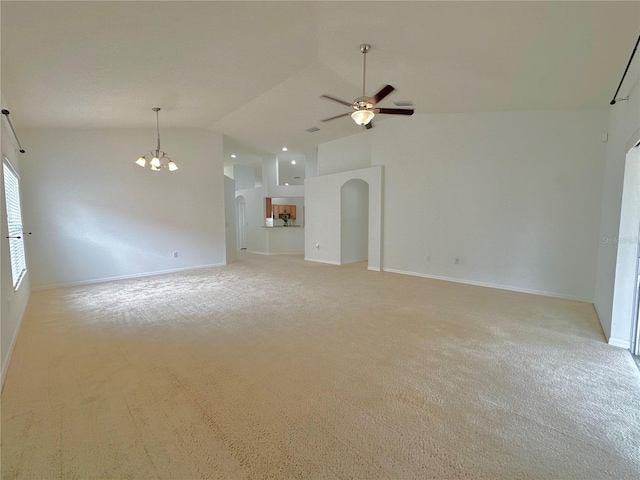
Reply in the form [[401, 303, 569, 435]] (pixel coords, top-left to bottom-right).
[[150, 156, 161, 168], [351, 110, 374, 126], [168, 160, 178, 171], [136, 157, 146, 167]]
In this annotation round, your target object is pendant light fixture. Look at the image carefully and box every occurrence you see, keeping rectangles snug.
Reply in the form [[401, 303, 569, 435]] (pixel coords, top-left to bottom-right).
[[135, 107, 178, 172]]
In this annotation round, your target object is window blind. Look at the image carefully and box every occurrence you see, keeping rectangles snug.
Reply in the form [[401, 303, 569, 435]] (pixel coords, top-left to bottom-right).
[[3, 162, 27, 289]]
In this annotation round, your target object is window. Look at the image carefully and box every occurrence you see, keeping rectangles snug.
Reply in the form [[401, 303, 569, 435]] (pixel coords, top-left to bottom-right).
[[3, 160, 27, 289]]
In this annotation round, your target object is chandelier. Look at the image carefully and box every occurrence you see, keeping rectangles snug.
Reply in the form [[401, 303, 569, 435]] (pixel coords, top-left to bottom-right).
[[135, 107, 178, 172]]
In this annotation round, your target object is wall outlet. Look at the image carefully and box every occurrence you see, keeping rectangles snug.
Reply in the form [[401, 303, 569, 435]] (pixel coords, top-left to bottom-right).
[[454, 257, 460, 264], [173, 251, 179, 258]]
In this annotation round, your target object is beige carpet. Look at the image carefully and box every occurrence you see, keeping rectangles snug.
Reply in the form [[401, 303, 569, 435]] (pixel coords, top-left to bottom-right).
[[2, 254, 639, 479]]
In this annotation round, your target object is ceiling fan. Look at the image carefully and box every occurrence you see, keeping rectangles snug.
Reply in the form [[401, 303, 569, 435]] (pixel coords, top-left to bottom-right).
[[320, 44, 414, 129]]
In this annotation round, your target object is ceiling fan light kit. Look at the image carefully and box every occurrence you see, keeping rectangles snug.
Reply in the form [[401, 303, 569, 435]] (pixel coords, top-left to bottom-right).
[[351, 109, 375, 126], [320, 44, 414, 128], [135, 107, 178, 172]]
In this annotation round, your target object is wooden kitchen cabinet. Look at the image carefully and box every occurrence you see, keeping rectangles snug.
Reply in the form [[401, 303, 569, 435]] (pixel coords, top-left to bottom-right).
[[272, 204, 296, 219]]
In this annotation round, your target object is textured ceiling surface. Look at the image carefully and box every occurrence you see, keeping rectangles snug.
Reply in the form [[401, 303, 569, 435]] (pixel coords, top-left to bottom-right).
[[2, 1, 638, 158]]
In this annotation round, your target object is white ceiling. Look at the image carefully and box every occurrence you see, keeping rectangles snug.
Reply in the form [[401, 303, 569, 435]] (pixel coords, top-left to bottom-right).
[[2, 1, 638, 160]]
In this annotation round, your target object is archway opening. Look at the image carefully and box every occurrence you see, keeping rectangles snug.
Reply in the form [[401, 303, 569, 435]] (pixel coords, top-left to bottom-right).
[[235, 196, 247, 250], [340, 179, 369, 265]]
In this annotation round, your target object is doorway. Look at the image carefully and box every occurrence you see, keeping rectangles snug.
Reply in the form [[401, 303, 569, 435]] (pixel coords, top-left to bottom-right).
[[614, 142, 639, 355], [340, 179, 369, 264], [633, 232, 640, 357], [236, 196, 247, 250]]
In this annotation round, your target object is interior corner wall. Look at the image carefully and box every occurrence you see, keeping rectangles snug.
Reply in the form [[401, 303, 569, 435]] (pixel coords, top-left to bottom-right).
[[1, 95, 32, 389], [20, 128, 226, 289], [595, 70, 640, 345], [317, 110, 608, 301]]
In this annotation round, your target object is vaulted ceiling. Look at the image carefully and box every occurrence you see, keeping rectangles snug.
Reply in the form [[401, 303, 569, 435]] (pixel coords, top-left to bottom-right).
[[2, 1, 638, 161]]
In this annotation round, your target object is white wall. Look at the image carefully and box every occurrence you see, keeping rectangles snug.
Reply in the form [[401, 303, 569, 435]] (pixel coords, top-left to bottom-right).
[[318, 132, 371, 176], [228, 164, 256, 190], [264, 155, 304, 198], [265, 227, 305, 254], [595, 69, 640, 346], [1, 95, 32, 389], [341, 179, 369, 264], [316, 110, 608, 301], [20, 128, 226, 289]]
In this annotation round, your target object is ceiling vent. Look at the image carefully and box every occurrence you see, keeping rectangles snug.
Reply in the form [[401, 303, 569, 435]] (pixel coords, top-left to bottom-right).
[[393, 101, 413, 107], [306, 126, 320, 133]]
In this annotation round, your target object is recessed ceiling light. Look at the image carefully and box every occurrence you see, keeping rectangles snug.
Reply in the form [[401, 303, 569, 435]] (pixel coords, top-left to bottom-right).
[[291, 160, 296, 165], [285, 183, 289, 186], [282, 147, 288, 151], [231, 154, 236, 158]]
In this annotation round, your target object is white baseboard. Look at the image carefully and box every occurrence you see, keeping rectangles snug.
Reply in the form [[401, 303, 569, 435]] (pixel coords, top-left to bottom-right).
[[368, 266, 381, 272], [33, 263, 226, 291], [382, 268, 593, 303], [304, 257, 341, 266], [248, 250, 304, 256], [608, 337, 631, 349], [1, 291, 30, 392]]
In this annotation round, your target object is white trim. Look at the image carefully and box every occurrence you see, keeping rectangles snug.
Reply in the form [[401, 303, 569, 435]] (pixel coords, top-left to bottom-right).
[[608, 337, 631, 349], [33, 263, 226, 291], [304, 257, 341, 265], [1, 291, 30, 392], [382, 268, 593, 303], [368, 266, 381, 272]]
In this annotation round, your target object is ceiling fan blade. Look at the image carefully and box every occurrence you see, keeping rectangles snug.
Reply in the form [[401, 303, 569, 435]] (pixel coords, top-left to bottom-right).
[[320, 94, 353, 107], [365, 122, 373, 130], [321, 112, 351, 122], [371, 85, 395, 105], [376, 108, 414, 116]]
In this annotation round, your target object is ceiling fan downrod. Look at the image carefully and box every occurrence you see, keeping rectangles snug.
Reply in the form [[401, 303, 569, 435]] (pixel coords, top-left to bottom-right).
[[360, 44, 371, 98]]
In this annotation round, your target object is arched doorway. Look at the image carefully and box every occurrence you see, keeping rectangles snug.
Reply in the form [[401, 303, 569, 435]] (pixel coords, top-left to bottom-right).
[[340, 179, 369, 264], [236, 196, 247, 250]]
